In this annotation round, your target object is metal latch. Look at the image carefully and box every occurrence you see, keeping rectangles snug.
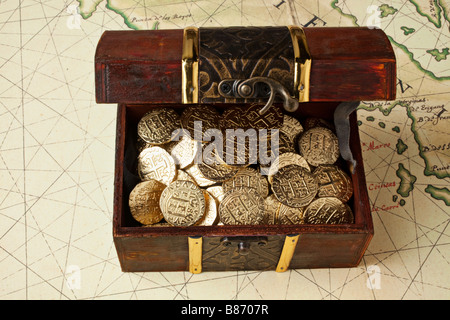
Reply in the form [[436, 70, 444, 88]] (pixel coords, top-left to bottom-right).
[[220, 236, 269, 256], [188, 235, 300, 274], [333, 101, 360, 174], [218, 77, 299, 115], [181, 26, 312, 111]]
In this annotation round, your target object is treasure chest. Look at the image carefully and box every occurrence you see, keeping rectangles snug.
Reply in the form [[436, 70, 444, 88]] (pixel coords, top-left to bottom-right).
[[95, 26, 396, 272]]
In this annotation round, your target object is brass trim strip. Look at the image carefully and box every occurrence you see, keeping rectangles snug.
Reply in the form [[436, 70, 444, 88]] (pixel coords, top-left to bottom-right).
[[188, 236, 202, 274], [288, 26, 311, 102], [276, 234, 300, 272], [182, 27, 199, 104]]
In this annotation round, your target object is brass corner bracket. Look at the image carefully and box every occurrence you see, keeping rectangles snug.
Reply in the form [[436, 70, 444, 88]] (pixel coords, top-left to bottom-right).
[[288, 26, 312, 103], [182, 27, 199, 104]]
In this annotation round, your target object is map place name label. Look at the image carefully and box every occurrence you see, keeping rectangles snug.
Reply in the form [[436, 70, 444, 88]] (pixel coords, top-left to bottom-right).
[[368, 182, 396, 191], [363, 141, 391, 152], [371, 202, 400, 212], [130, 13, 192, 23]]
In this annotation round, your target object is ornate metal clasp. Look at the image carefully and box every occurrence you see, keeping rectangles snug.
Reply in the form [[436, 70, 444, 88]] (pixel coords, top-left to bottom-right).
[[218, 77, 299, 115]]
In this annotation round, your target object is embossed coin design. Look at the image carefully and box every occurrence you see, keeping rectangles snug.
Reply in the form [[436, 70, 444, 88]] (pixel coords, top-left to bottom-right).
[[160, 180, 206, 226], [198, 160, 239, 182], [137, 147, 176, 185], [220, 106, 245, 130], [180, 105, 220, 142], [197, 144, 240, 182], [280, 114, 304, 144], [313, 164, 353, 203], [267, 152, 310, 184], [303, 117, 335, 131], [205, 185, 225, 203], [222, 167, 269, 198], [196, 191, 219, 226], [164, 134, 199, 169], [303, 197, 354, 224], [271, 164, 318, 208], [137, 108, 180, 145], [185, 164, 216, 187], [128, 180, 166, 225], [298, 127, 340, 166], [174, 169, 197, 185], [278, 203, 305, 225], [219, 187, 265, 225], [263, 194, 281, 224]]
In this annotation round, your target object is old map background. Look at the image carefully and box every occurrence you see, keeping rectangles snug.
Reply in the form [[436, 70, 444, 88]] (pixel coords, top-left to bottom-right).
[[0, 0, 449, 300]]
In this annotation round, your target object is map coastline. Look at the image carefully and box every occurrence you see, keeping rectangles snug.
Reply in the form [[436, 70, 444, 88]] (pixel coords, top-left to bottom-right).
[[425, 185, 450, 205]]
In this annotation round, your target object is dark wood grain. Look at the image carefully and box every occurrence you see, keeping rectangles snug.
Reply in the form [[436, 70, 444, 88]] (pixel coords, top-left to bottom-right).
[[95, 30, 183, 104], [304, 27, 396, 101]]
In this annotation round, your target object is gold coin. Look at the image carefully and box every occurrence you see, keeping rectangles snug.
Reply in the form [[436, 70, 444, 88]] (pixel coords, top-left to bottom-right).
[[137, 108, 181, 145], [196, 191, 219, 226], [313, 164, 353, 203], [258, 129, 296, 170], [267, 152, 310, 184], [303, 117, 335, 131], [137, 135, 151, 154], [143, 222, 171, 227], [278, 203, 305, 225], [185, 164, 216, 187], [197, 143, 240, 182], [206, 185, 225, 203], [128, 180, 166, 225], [303, 197, 354, 224], [137, 147, 176, 185], [263, 194, 281, 224], [222, 167, 269, 198], [263, 194, 304, 225], [175, 169, 197, 185], [219, 187, 265, 225], [220, 103, 283, 130], [220, 106, 245, 130], [198, 160, 240, 182], [164, 133, 199, 169], [280, 114, 304, 144], [271, 164, 318, 208], [180, 105, 220, 142], [298, 127, 340, 167], [159, 180, 206, 226]]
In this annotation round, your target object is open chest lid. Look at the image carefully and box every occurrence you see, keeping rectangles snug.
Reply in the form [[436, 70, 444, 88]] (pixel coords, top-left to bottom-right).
[[94, 26, 396, 171], [94, 26, 396, 109]]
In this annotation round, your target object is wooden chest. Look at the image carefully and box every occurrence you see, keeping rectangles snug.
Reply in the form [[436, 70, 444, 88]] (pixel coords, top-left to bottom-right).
[[95, 26, 396, 272]]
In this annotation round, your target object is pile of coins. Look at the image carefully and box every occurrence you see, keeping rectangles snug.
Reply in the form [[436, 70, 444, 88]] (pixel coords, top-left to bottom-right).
[[129, 105, 354, 227]]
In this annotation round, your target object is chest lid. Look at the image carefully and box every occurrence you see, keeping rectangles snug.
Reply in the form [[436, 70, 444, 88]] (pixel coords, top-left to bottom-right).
[[95, 26, 396, 108]]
